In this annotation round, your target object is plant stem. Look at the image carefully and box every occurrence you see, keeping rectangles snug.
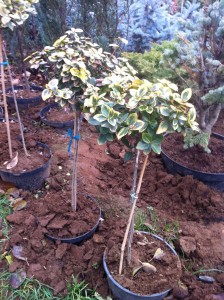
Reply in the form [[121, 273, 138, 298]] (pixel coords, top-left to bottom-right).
[[17, 28, 29, 91], [3, 43, 29, 156], [71, 110, 81, 212], [0, 30, 12, 159], [127, 150, 140, 265], [119, 154, 148, 275]]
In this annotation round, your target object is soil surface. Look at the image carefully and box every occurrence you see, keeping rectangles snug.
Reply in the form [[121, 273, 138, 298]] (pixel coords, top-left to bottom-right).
[[7, 87, 42, 99], [0, 101, 224, 300], [162, 133, 224, 173], [106, 231, 182, 295], [45, 106, 74, 123]]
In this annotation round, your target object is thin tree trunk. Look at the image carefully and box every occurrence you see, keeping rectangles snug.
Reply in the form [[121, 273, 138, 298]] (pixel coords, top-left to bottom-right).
[[17, 28, 30, 91], [0, 30, 12, 159], [3, 43, 29, 156], [119, 154, 148, 275], [127, 150, 140, 265], [71, 110, 81, 212]]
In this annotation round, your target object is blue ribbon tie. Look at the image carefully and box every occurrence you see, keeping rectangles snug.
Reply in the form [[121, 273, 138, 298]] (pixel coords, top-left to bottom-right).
[[66, 128, 80, 155], [0, 61, 9, 66]]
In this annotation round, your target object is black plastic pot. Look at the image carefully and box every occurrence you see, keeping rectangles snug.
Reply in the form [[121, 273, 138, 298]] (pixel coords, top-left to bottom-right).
[[161, 133, 224, 191], [6, 85, 43, 109], [0, 142, 51, 191], [39, 103, 74, 128], [103, 232, 178, 300], [45, 195, 101, 244]]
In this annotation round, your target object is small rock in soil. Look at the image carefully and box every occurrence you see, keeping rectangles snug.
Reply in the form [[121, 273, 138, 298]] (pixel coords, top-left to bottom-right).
[[37, 214, 56, 227], [24, 214, 36, 226], [6, 212, 27, 224], [53, 280, 66, 295], [47, 218, 69, 229], [83, 250, 94, 262], [10, 270, 26, 289], [30, 238, 44, 253], [55, 243, 68, 259], [9, 261, 21, 273], [93, 234, 104, 244], [172, 282, 189, 299], [179, 236, 196, 256], [197, 275, 215, 283]]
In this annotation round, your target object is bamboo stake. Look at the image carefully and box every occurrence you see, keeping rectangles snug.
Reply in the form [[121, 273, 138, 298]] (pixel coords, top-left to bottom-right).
[[3, 43, 29, 156], [119, 154, 149, 275], [71, 109, 81, 212], [0, 30, 12, 159]]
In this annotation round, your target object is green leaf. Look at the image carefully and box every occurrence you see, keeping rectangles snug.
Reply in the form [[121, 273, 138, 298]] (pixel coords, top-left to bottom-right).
[[88, 117, 100, 126], [48, 79, 59, 90], [93, 114, 107, 122], [151, 144, 161, 154], [101, 105, 111, 117], [98, 134, 107, 145], [188, 108, 196, 121], [106, 133, 114, 142], [142, 133, 152, 144], [160, 106, 170, 117], [130, 120, 145, 131], [117, 127, 129, 140], [124, 152, 132, 162], [42, 89, 52, 101], [126, 113, 138, 126], [156, 120, 169, 134], [152, 134, 163, 145], [136, 141, 151, 151], [181, 88, 192, 102]]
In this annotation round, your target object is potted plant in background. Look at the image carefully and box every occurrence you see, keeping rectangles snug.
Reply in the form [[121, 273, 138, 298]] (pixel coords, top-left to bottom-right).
[[26, 28, 136, 243], [84, 67, 198, 298], [0, 0, 51, 192], [160, 0, 224, 191], [1, 0, 43, 110]]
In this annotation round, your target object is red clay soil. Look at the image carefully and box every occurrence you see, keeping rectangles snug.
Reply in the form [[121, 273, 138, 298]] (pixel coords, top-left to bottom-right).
[[106, 231, 182, 295], [45, 106, 74, 123], [0, 102, 224, 300], [162, 133, 224, 173]]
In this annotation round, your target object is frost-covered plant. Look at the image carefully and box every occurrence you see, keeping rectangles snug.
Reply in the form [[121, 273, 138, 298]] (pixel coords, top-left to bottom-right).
[[84, 70, 198, 274], [119, 0, 174, 52], [162, 0, 224, 152]]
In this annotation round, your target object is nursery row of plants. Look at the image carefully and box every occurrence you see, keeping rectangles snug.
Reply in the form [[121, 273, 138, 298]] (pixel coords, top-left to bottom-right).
[[0, 0, 223, 299]]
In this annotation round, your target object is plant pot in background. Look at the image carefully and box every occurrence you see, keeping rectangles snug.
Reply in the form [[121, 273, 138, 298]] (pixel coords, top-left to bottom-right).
[[6, 85, 43, 110], [44, 195, 101, 244], [39, 103, 74, 129], [0, 142, 51, 191], [103, 232, 181, 300], [161, 133, 224, 192]]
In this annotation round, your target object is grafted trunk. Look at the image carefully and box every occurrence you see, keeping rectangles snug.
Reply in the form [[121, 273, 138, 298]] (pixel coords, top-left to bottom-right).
[[199, 103, 222, 135]]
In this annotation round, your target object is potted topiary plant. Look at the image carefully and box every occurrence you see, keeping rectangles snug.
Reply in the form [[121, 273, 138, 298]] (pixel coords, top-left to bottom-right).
[[0, 0, 43, 109], [160, 0, 224, 191], [26, 28, 135, 243], [83, 70, 198, 299], [0, 0, 51, 191]]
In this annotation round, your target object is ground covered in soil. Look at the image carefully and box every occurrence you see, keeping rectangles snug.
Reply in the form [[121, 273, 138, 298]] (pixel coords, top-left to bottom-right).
[[0, 96, 224, 300]]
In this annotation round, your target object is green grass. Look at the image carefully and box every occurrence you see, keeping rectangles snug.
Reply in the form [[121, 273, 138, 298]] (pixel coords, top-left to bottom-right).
[[0, 271, 111, 300], [0, 195, 11, 241]]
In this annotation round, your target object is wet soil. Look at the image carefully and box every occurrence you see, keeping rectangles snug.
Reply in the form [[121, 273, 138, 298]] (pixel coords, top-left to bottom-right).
[[0, 102, 224, 299], [162, 133, 224, 173]]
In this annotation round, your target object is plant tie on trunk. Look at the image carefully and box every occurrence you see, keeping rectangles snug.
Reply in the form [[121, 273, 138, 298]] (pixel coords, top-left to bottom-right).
[[66, 128, 80, 156], [0, 61, 8, 66]]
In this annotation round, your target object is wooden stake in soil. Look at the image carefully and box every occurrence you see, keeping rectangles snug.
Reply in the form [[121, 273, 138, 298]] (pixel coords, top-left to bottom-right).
[[119, 154, 149, 275], [71, 109, 81, 212], [0, 29, 12, 159], [3, 43, 29, 156]]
